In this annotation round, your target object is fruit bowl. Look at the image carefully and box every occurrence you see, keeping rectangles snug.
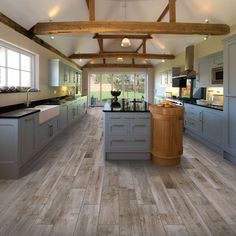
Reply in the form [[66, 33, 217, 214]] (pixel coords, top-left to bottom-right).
[[111, 91, 121, 97]]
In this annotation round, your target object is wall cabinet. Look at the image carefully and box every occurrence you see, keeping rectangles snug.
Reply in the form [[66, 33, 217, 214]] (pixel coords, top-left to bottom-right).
[[223, 35, 236, 162], [48, 59, 81, 87], [196, 51, 223, 87], [184, 103, 223, 149], [160, 67, 181, 87], [104, 112, 151, 160]]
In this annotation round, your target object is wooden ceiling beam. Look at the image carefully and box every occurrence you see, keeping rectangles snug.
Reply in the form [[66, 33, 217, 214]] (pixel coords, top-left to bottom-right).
[[157, 4, 169, 22], [136, 42, 144, 53], [69, 52, 175, 60], [32, 21, 230, 36], [93, 34, 152, 39], [97, 38, 103, 52], [143, 39, 146, 54], [0, 12, 80, 69], [169, 0, 176, 23], [83, 63, 153, 68], [86, 0, 95, 21]]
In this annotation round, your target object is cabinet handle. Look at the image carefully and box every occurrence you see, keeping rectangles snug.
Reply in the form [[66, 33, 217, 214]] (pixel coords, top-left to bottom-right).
[[112, 139, 125, 142], [124, 117, 135, 119], [48, 124, 53, 137], [112, 124, 124, 127], [110, 117, 121, 120], [199, 111, 203, 122]]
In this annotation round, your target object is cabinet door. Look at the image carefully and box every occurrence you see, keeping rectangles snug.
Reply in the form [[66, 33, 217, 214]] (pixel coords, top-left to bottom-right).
[[20, 114, 37, 165], [184, 104, 202, 133], [202, 109, 223, 147], [60, 104, 68, 129], [223, 97, 236, 157], [196, 57, 211, 87], [224, 38, 236, 96], [211, 52, 223, 68]]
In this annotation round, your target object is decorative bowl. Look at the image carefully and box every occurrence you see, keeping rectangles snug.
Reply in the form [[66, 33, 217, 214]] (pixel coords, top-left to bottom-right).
[[111, 91, 121, 97]]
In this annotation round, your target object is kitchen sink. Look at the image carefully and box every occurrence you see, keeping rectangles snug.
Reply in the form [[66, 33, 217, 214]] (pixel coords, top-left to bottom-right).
[[34, 105, 60, 124]]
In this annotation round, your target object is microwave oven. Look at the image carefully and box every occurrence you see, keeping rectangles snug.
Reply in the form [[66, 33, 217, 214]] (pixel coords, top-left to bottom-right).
[[212, 66, 223, 84]]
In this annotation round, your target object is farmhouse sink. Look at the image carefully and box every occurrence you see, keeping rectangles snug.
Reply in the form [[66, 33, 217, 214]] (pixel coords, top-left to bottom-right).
[[34, 105, 60, 124]]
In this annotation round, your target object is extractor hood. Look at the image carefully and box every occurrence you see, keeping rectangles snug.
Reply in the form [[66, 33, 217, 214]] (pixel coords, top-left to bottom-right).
[[172, 45, 196, 79]]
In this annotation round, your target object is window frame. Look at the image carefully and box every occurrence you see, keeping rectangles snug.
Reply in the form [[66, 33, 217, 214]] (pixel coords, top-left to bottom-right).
[[0, 39, 38, 91]]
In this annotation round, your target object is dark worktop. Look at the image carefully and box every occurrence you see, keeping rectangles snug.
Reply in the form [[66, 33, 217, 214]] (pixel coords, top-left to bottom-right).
[[0, 108, 40, 118], [0, 95, 85, 118], [185, 102, 223, 111], [103, 99, 150, 112]]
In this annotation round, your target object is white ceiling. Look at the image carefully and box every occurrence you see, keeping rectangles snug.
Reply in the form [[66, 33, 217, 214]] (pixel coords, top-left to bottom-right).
[[1, 0, 236, 66]]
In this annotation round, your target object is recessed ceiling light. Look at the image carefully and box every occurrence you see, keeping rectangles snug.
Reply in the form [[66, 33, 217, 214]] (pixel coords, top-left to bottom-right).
[[161, 59, 165, 63], [79, 59, 82, 62], [205, 18, 209, 23], [50, 35, 54, 40], [204, 35, 209, 41]]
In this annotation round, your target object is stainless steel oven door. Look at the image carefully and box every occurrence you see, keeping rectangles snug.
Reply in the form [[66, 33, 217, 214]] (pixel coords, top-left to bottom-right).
[[212, 66, 223, 84]]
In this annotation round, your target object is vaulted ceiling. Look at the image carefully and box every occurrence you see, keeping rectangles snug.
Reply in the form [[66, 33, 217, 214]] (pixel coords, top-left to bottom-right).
[[0, 0, 235, 67]]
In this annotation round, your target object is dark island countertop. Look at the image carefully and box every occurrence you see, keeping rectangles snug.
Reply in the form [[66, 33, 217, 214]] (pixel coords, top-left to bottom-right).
[[185, 102, 223, 111], [103, 99, 150, 112], [0, 108, 40, 119]]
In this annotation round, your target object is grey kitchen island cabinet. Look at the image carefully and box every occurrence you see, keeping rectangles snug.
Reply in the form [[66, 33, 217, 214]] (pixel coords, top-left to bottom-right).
[[0, 111, 39, 179], [103, 110, 151, 160]]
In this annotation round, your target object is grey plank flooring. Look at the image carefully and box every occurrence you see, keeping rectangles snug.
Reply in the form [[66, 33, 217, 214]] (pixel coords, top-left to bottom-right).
[[0, 107, 236, 235]]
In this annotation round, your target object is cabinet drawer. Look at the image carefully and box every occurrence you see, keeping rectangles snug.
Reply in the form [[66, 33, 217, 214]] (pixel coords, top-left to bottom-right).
[[130, 121, 150, 136], [109, 137, 150, 152], [109, 121, 129, 136]]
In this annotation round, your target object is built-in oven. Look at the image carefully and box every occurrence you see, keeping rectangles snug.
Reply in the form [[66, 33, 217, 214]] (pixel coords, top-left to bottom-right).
[[212, 66, 223, 84]]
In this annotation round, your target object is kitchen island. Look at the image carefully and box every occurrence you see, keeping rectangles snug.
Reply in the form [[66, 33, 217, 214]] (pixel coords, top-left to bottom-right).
[[103, 100, 151, 160]]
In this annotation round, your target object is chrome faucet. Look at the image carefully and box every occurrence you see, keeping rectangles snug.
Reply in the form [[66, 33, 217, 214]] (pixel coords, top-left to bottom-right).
[[26, 88, 38, 107]]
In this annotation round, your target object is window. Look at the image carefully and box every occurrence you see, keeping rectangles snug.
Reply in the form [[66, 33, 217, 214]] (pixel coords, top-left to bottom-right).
[[0, 40, 37, 91], [89, 72, 147, 106]]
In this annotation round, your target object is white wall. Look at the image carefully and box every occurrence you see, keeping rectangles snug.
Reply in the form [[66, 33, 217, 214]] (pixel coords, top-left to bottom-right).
[[0, 23, 77, 107]]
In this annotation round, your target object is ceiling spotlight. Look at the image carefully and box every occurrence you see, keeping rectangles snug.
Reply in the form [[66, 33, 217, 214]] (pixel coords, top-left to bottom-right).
[[117, 57, 123, 62], [50, 35, 55, 40], [79, 59, 82, 62], [121, 37, 131, 47], [204, 35, 209, 41], [205, 18, 209, 23], [161, 59, 165, 63]]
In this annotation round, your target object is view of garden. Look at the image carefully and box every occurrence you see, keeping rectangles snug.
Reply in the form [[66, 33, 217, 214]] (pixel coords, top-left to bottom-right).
[[89, 73, 146, 106]]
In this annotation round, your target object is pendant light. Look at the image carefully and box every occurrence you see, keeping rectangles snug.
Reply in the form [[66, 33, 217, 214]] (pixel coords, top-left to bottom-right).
[[121, 0, 131, 47]]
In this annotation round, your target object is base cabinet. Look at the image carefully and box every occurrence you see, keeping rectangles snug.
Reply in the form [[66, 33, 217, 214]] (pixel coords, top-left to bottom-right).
[[104, 112, 151, 160], [0, 113, 38, 179], [20, 114, 38, 166], [38, 117, 60, 149], [184, 103, 223, 150]]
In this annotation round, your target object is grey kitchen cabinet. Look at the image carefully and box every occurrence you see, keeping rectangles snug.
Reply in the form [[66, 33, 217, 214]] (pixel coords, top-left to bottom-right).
[[20, 114, 38, 166], [60, 104, 68, 130], [48, 59, 81, 87], [48, 59, 67, 86], [196, 57, 211, 87], [104, 112, 151, 160], [184, 103, 202, 134], [184, 103, 223, 150], [196, 51, 223, 87], [38, 116, 60, 149], [223, 35, 236, 162], [68, 102, 77, 123], [0, 112, 38, 179]]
